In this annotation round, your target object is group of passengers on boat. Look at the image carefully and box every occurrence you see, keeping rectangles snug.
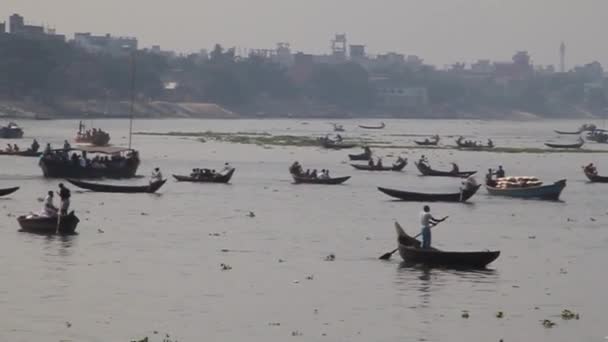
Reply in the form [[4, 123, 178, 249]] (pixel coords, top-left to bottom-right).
[[189, 163, 233, 179], [289, 161, 332, 179], [457, 136, 494, 148], [485, 166, 506, 186], [4, 139, 39, 153], [41, 142, 138, 169], [418, 155, 461, 174]]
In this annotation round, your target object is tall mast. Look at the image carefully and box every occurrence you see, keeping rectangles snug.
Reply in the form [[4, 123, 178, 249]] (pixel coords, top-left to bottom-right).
[[128, 51, 136, 149]]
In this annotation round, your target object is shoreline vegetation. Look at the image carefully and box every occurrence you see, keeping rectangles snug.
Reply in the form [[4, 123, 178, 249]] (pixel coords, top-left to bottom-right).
[[134, 131, 608, 153]]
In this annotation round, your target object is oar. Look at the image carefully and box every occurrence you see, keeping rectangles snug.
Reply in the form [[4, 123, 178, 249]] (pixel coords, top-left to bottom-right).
[[379, 217, 448, 260]]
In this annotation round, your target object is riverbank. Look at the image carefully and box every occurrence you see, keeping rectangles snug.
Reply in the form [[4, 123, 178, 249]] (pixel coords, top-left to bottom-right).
[[0, 99, 599, 120]]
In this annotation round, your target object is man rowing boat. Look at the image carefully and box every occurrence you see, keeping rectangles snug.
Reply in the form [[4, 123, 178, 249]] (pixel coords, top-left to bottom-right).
[[420, 205, 446, 249]]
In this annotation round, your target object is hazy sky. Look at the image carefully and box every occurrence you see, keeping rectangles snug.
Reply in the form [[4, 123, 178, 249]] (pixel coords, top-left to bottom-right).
[[2, 0, 607, 68]]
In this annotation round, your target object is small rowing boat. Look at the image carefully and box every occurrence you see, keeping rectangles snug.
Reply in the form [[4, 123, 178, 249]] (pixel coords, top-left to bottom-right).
[[292, 175, 350, 185], [414, 137, 439, 146], [395, 222, 500, 268], [173, 168, 235, 183], [544, 138, 584, 149], [0, 186, 19, 197], [0, 149, 42, 157], [17, 211, 80, 235], [486, 179, 566, 200], [67, 179, 167, 193], [348, 147, 372, 161], [377, 184, 480, 202], [351, 159, 407, 171], [359, 122, 385, 129], [415, 162, 476, 178], [583, 168, 608, 183]]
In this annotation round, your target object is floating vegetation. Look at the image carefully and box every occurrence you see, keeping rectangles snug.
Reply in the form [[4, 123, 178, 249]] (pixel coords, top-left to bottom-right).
[[324, 254, 336, 261], [495, 311, 504, 318], [461, 310, 470, 318], [220, 263, 232, 271], [135, 131, 608, 153]]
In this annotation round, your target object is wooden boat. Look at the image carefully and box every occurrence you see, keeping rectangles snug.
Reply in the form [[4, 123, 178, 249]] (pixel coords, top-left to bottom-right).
[[67, 178, 166, 193], [75, 121, 111, 146], [584, 170, 608, 183], [0, 123, 24, 139], [39, 146, 140, 179], [554, 129, 583, 135], [17, 211, 80, 234], [0, 149, 42, 157], [583, 168, 608, 183], [292, 175, 350, 185], [395, 223, 500, 268], [0, 186, 19, 197], [555, 124, 596, 135], [359, 122, 385, 129], [351, 159, 407, 171], [173, 168, 235, 183], [377, 184, 481, 202], [415, 162, 477, 178], [414, 137, 439, 146], [348, 148, 372, 161], [486, 179, 566, 200], [455, 137, 494, 149], [544, 138, 584, 149], [319, 137, 357, 150]]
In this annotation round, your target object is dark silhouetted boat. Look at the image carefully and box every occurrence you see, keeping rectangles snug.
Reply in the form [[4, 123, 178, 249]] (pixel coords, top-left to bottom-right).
[[292, 175, 350, 185], [0, 122, 24, 139], [359, 122, 385, 129], [67, 178, 166, 193], [415, 162, 476, 178], [351, 159, 407, 171], [555, 123, 596, 135], [17, 211, 80, 235], [0, 149, 42, 157], [414, 136, 440, 146], [0, 186, 19, 197], [486, 179, 566, 200], [377, 184, 480, 202], [583, 168, 608, 183], [75, 121, 111, 146], [544, 138, 584, 149], [395, 222, 500, 268], [39, 146, 140, 179], [173, 168, 235, 183]]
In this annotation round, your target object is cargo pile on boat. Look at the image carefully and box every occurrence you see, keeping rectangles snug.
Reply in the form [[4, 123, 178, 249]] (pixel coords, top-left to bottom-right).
[[494, 176, 543, 189]]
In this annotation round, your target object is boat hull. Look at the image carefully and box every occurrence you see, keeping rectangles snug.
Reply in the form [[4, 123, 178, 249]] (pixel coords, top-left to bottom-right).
[[415, 162, 476, 178], [0, 127, 24, 139], [348, 153, 372, 161], [292, 175, 350, 184], [351, 161, 406, 171], [39, 157, 140, 179], [0, 186, 19, 197], [544, 142, 584, 149], [486, 179, 566, 200], [377, 185, 480, 202], [0, 150, 41, 157], [399, 246, 500, 268], [17, 212, 79, 235], [584, 171, 608, 183], [172, 168, 235, 183], [67, 179, 166, 193]]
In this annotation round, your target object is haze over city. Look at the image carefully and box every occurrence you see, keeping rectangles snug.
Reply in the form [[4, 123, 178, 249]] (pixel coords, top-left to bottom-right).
[[2, 0, 607, 67]]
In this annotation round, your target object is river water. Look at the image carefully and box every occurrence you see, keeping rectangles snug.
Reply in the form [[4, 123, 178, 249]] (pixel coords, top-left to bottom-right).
[[0, 118, 606, 342]]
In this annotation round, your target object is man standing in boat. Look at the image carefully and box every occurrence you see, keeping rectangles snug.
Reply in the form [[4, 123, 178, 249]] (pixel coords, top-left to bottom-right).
[[420, 205, 446, 249], [58, 183, 71, 216], [150, 167, 163, 184], [495, 165, 505, 179]]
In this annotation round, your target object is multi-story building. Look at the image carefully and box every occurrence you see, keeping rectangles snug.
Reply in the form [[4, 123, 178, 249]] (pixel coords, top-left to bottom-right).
[[73, 33, 138, 56], [7, 13, 65, 41]]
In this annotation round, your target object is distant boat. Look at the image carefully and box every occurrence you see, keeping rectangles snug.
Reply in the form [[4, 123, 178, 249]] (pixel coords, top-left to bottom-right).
[[292, 174, 350, 185], [0, 122, 24, 139], [544, 138, 584, 149], [359, 122, 385, 129]]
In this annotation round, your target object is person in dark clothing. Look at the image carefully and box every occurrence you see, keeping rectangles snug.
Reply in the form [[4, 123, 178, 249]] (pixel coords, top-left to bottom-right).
[[58, 183, 71, 215], [495, 165, 505, 178]]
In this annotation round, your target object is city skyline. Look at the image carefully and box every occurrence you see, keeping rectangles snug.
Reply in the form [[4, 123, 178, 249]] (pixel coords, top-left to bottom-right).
[[1, 0, 607, 68]]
